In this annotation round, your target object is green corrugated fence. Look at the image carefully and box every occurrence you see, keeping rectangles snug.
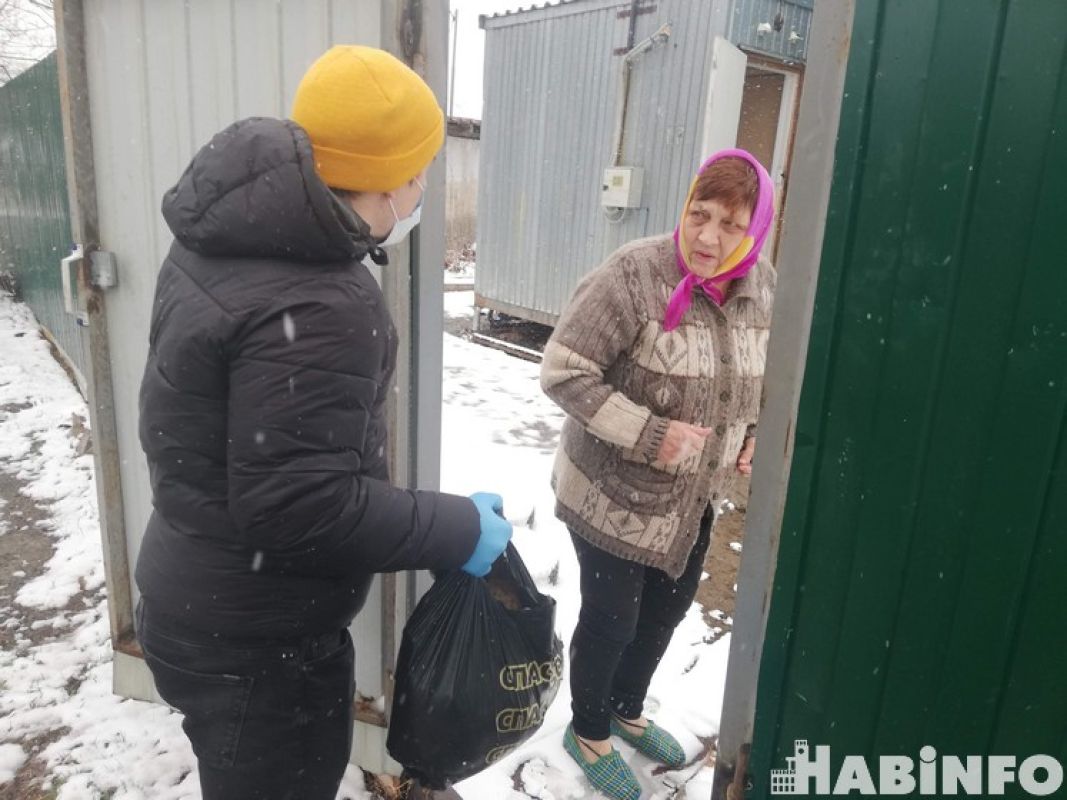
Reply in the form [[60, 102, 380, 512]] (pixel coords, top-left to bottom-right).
[[0, 51, 83, 382], [750, 1, 1067, 798]]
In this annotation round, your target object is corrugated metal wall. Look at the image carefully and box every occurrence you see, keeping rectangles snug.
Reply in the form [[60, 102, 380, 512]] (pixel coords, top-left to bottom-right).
[[0, 52, 84, 381], [749, 0, 1067, 796], [477, 0, 730, 325], [729, 0, 812, 63]]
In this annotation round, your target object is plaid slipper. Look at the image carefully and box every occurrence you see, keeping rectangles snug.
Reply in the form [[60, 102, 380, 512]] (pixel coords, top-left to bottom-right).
[[563, 724, 642, 800], [610, 715, 686, 769]]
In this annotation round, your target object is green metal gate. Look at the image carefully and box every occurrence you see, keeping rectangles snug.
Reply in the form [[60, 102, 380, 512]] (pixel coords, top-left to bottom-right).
[[750, 0, 1067, 797], [0, 52, 83, 380]]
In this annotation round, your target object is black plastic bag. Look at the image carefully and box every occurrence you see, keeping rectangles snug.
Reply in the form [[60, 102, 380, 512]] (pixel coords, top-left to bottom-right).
[[387, 543, 563, 788]]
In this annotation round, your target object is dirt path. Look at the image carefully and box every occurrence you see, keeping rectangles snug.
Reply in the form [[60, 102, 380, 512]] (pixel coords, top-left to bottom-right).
[[695, 476, 749, 643], [0, 403, 57, 651], [0, 403, 92, 800]]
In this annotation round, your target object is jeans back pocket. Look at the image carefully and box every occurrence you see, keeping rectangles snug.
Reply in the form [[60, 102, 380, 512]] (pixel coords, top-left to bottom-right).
[[143, 649, 254, 769]]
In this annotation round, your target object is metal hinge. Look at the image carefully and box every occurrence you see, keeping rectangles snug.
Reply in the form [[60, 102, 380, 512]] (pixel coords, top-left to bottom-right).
[[90, 249, 118, 290]]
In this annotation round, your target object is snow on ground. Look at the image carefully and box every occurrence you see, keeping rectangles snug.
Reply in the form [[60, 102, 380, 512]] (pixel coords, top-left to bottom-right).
[[0, 741, 27, 783], [444, 259, 476, 289], [0, 288, 728, 798], [0, 293, 209, 800], [444, 244, 476, 290]]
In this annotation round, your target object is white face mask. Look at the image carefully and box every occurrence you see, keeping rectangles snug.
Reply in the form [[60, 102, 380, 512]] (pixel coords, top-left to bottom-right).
[[380, 177, 424, 247]]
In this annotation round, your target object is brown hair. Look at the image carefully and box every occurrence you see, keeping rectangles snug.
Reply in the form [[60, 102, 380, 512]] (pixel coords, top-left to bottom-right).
[[691, 156, 759, 215]]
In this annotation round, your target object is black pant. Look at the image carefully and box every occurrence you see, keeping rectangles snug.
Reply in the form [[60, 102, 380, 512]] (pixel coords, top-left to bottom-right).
[[136, 600, 355, 800], [568, 508, 713, 741]]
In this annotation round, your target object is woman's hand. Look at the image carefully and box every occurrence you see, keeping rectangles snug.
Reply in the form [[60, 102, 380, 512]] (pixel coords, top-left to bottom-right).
[[736, 436, 756, 475], [657, 421, 712, 465]]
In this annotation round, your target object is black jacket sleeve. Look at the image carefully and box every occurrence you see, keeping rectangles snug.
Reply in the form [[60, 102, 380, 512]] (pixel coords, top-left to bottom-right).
[[225, 279, 479, 575]]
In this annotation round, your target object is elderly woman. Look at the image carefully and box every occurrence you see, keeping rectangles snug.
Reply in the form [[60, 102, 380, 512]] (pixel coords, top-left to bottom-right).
[[540, 149, 775, 800]]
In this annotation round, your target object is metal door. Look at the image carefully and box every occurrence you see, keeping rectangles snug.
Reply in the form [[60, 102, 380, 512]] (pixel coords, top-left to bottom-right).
[[720, 1, 1067, 796]]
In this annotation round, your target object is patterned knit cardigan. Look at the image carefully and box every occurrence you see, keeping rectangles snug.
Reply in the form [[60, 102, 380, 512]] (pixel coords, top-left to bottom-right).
[[540, 234, 775, 578]]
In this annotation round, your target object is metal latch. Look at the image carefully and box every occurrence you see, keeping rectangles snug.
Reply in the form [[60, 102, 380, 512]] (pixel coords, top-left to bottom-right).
[[60, 246, 118, 327], [90, 250, 118, 289]]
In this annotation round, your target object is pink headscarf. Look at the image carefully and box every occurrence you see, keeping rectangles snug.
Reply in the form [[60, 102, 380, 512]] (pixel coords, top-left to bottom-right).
[[663, 149, 775, 331]]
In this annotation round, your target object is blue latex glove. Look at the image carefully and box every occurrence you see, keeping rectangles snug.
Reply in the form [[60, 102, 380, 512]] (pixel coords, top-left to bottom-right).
[[461, 492, 514, 577]]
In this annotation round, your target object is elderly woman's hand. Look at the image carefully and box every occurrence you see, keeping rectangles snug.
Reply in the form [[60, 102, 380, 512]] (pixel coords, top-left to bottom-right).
[[736, 436, 756, 475], [657, 421, 712, 465]]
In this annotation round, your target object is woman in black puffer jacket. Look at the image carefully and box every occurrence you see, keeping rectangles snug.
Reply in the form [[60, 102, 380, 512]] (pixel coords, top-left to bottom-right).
[[135, 46, 511, 800]]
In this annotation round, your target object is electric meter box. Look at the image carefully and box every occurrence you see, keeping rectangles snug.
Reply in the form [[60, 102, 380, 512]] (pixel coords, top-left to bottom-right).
[[601, 166, 644, 208]]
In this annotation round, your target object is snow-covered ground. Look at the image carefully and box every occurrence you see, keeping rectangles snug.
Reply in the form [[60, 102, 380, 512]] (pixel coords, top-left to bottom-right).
[[444, 260, 475, 290], [0, 288, 729, 799]]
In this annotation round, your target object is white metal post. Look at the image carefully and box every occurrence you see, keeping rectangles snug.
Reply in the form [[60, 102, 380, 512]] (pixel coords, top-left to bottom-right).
[[710, 0, 857, 797]]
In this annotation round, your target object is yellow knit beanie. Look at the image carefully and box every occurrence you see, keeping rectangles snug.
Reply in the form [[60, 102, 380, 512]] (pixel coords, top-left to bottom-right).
[[290, 45, 444, 193]]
